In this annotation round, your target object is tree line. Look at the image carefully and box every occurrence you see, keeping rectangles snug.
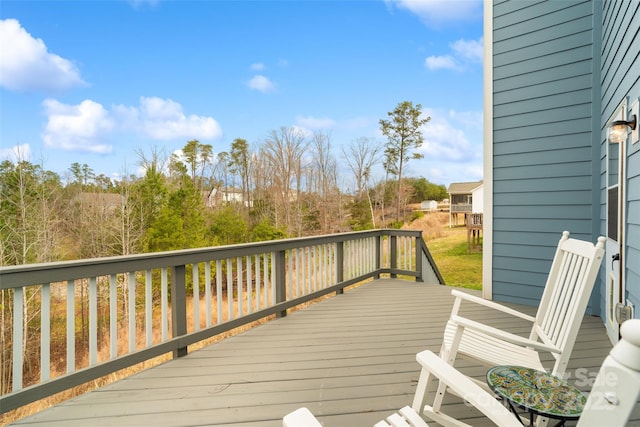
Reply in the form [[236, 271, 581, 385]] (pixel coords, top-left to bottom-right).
[[0, 101, 448, 267]]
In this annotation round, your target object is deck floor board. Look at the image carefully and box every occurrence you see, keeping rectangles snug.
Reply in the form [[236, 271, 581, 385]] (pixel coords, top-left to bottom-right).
[[11, 279, 622, 426]]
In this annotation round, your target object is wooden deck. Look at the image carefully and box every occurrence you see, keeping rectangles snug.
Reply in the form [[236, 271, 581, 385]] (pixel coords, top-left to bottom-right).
[[11, 279, 618, 427]]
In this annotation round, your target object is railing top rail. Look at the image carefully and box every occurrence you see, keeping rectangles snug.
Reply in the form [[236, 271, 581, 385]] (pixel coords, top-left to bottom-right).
[[0, 229, 423, 289]]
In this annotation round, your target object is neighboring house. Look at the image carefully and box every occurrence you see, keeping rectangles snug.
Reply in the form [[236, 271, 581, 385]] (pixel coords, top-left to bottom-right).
[[447, 181, 484, 226], [484, 0, 639, 342], [205, 188, 252, 208]]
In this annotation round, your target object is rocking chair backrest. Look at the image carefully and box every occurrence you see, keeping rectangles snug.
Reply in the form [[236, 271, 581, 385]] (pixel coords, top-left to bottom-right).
[[533, 231, 606, 375]]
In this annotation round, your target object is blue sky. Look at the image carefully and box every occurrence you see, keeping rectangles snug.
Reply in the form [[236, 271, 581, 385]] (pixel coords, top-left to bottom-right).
[[0, 0, 484, 188]]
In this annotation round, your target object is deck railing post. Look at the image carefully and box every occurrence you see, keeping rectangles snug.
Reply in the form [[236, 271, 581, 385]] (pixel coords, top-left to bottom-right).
[[390, 234, 397, 278], [171, 264, 188, 358], [336, 241, 344, 294], [374, 235, 381, 279], [415, 233, 424, 282], [275, 250, 287, 317]]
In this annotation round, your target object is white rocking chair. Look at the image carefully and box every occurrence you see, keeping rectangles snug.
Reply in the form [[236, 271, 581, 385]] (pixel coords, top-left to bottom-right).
[[283, 349, 520, 427], [283, 319, 640, 427], [421, 231, 605, 425]]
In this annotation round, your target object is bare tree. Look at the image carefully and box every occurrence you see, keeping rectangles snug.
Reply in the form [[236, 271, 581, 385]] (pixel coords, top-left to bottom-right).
[[309, 131, 339, 233], [343, 137, 381, 228], [260, 127, 309, 236], [0, 150, 64, 393]]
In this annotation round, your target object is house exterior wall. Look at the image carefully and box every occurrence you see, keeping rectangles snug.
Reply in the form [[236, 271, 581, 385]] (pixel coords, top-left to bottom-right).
[[472, 186, 484, 213], [600, 1, 640, 317], [489, 0, 640, 321], [489, 0, 602, 311]]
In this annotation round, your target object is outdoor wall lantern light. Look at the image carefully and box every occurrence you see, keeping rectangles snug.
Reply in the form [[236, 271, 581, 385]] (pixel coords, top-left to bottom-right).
[[608, 114, 637, 143]]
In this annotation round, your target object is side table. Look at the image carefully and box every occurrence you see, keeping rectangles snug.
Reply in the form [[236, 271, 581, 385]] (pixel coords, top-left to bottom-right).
[[486, 365, 586, 426]]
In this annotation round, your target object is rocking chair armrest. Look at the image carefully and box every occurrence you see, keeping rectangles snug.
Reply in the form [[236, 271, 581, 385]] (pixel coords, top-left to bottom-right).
[[450, 315, 562, 354], [451, 289, 537, 323], [415, 350, 522, 427]]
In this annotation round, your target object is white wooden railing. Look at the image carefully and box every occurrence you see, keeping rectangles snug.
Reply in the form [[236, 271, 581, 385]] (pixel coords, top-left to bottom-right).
[[450, 204, 472, 213], [0, 229, 444, 413]]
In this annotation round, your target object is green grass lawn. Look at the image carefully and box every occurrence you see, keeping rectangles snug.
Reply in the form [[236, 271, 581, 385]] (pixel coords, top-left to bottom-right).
[[426, 227, 483, 290]]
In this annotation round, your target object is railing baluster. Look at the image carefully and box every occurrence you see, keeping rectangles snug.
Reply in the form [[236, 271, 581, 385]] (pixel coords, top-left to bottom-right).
[[312, 246, 318, 292], [216, 260, 223, 322], [295, 248, 301, 297], [227, 258, 233, 320], [41, 284, 50, 381], [13, 286, 24, 391], [193, 263, 200, 332], [110, 274, 118, 358], [262, 253, 268, 307], [128, 273, 136, 352], [375, 235, 381, 278], [287, 250, 293, 298], [66, 280, 75, 373], [367, 237, 375, 272], [171, 265, 187, 358], [254, 255, 261, 310], [205, 262, 212, 327], [89, 277, 98, 365], [161, 268, 168, 342], [270, 252, 276, 306], [145, 270, 152, 346], [301, 248, 306, 295], [390, 235, 397, 278], [246, 256, 252, 314], [323, 244, 326, 288], [237, 257, 243, 316], [275, 250, 286, 317], [336, 242, 343, 291], [360, 239, 364, 276]]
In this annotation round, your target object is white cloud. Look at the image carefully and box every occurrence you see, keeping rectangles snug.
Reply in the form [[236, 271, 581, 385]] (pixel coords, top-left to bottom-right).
[[42, 97, 222, 153], [452, 38, 483, 62], [448, 109, 483, 129], [42, 99, 114, 153], [418, 109, 481, 163], [421, 122, 471, 161], [116, 96, 223, 140], [386, 0, 482, 27], [247, 75, 276, 93], [0, 19, 86, 92], [296, 115, 336, 130], [425, 37, 483, 72], [251, 62, 265, 71], [425, 55, 461, 71]]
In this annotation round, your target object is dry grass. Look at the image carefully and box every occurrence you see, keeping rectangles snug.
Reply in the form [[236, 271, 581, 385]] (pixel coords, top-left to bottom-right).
[[404, 211, 449, 240]]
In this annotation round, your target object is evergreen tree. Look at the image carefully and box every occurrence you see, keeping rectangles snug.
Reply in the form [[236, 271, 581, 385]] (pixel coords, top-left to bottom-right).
[[379, 101, 430, 222]]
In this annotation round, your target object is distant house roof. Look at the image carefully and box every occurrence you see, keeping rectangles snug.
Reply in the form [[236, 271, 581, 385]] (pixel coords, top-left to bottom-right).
[[447, 181, 483, 194]]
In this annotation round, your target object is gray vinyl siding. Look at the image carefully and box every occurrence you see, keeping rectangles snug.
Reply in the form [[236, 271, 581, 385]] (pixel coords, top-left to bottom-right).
[[600, 1, 640, 318], [492, 0, 601, 308]]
